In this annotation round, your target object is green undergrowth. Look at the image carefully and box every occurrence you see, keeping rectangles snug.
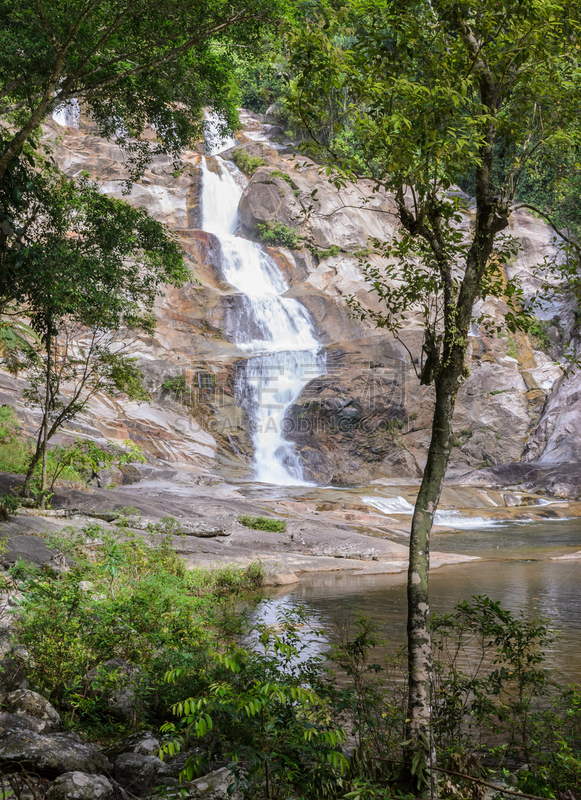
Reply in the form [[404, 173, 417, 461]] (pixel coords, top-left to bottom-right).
[[231, 149, 265, 175], [0, 405, 33, 475], [0, 406, 146, 504], [158, 597, 581, 799], [255, 221, 302, 249], [237, 514, 287, 532], [7, 522, 264, 740]]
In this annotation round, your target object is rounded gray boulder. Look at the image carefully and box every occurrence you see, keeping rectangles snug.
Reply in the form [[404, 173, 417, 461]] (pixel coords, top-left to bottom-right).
[[6, 689, 61, 732], [46, 772, 114, 800], [0, 731, 111, 778]]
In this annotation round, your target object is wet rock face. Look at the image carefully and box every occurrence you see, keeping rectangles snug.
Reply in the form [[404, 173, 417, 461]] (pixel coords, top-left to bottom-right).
[[0, 111, 563, 489]]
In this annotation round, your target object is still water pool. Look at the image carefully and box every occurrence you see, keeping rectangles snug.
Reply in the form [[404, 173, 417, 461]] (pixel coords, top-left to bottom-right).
[[259, 519, 581, 680]]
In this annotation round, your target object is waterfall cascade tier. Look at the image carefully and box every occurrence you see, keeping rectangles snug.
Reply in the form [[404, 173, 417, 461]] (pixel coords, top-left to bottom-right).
[[200, 154, 325, 485]]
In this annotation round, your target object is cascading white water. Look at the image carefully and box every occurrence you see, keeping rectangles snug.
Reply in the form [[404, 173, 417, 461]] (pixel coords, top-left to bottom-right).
[[52, 99, 81, 128], [200, 153, 324, 485]]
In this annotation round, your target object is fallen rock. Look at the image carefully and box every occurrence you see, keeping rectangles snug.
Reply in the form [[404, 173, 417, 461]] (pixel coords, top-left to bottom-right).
[[84, 658, 145, 724], [103, 730, 160, 759], [46, 772, 115, 800], [113, 752, 163, 796], [115, 516, 229, 537], [5, 689, 61, 732], [179, 520, 230, 537], [262, 571, 299, 586], [0, 731, 111, 777]]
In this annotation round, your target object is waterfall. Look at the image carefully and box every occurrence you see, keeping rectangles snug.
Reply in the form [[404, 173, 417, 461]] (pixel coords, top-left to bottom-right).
[[200, 154, 325, 485], [52, 99, 81, 128]]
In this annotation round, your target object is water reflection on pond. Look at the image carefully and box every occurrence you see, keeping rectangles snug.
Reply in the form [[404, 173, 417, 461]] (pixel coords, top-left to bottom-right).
[[258, 519, 581, 681]]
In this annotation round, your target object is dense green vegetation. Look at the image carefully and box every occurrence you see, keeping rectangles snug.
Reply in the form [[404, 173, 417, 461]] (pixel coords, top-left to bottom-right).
[[10, 525, 581, 799], [0, 405, 145, 509], [256, 222, 303, 249], [237, 514, 287, 532], [0, 0, 287, 183], [231, 149, 266, 175], [10, 522, 264, 738]]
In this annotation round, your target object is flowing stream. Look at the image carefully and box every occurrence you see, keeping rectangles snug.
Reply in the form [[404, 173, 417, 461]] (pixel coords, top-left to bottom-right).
[[200, 147, 324, 485]]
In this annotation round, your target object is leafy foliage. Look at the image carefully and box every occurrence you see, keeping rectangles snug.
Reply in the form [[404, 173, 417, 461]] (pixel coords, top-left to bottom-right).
[[12, 523, 264, 737], [0, 0, 286, 183], [46, 438, 146, 491], [237, 515, 287, 533], [256, 222, 302, 249], [0, 156, 189, 492], [231, 149, 266, 175], [160, 607, 348, 799], [0, 405, 31, 475]]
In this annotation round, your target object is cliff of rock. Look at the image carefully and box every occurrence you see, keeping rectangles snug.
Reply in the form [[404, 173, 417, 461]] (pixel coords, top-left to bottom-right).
[[1, 109, 578, 495]]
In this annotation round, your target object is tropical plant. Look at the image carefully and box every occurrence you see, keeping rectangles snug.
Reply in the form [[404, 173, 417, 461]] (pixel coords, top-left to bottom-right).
[[289, 0, 581, 778], [0, 0, 286, 184], [0, 165, 188, 496], [161, 606, 348, 799], [46, 438, 146, 491]]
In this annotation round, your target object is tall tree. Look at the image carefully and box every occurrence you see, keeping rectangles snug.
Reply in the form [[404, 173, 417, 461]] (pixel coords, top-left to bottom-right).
[[0, 164, 187, 495], [289, 0, 580, 784], [0, 0, 285, 182]]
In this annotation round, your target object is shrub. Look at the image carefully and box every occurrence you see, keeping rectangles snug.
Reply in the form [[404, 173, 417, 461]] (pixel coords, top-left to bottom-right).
[[237, 514, 286, 533], [13, 524, 264, 738], [162, 374, 187, 399], [255, 222, 302, 249], [529, 318, 553, 351], [0, 405, 32, 474], [316, 244, 341, 260], [160, 606, 348, 797], [231, 149, 265, 176], [269, 169, 293, 186], [46, 438, 146, 491]]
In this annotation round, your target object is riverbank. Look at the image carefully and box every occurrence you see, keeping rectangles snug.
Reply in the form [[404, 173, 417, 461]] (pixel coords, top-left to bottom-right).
[[1, 472, 579, 587]]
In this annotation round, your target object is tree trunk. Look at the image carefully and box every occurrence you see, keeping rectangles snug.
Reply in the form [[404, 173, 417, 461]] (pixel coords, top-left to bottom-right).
[[404, 362, 463, 792], [22, 323, 52, 499]]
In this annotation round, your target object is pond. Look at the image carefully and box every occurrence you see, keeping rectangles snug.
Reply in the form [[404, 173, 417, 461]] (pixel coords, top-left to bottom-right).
[[260, 518, 581, 681]]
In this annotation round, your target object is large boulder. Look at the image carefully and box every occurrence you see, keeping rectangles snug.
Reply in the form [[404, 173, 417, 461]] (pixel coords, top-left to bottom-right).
[[46, 772, 115, 800], [83, 658, 145, 724], [0, 712, 46, 735], [5, 689, 61, 732], [112, 752, 163, 796], [103, 729, 160, 759], [0, 731, 111, 778], [187, 767, 237, 799]]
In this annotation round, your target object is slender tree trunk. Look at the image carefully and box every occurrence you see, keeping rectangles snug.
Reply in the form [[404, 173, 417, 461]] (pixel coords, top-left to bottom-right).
[[39, 325, 53, 507], [404, 365, 462, 792], [22, 323, 52, 499], [404, 211, 508, 793]]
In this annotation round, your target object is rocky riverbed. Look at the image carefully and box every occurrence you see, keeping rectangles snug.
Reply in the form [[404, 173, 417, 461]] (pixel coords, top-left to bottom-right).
[[1, 472, 577, 587]]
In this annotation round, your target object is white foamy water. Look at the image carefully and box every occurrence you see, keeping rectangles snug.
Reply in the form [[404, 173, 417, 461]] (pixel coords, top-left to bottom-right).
[[362, 495, 415, 514], [362, 496, 501, 529], [52, 99, 80, 128], [200, 154, 324, 485]]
